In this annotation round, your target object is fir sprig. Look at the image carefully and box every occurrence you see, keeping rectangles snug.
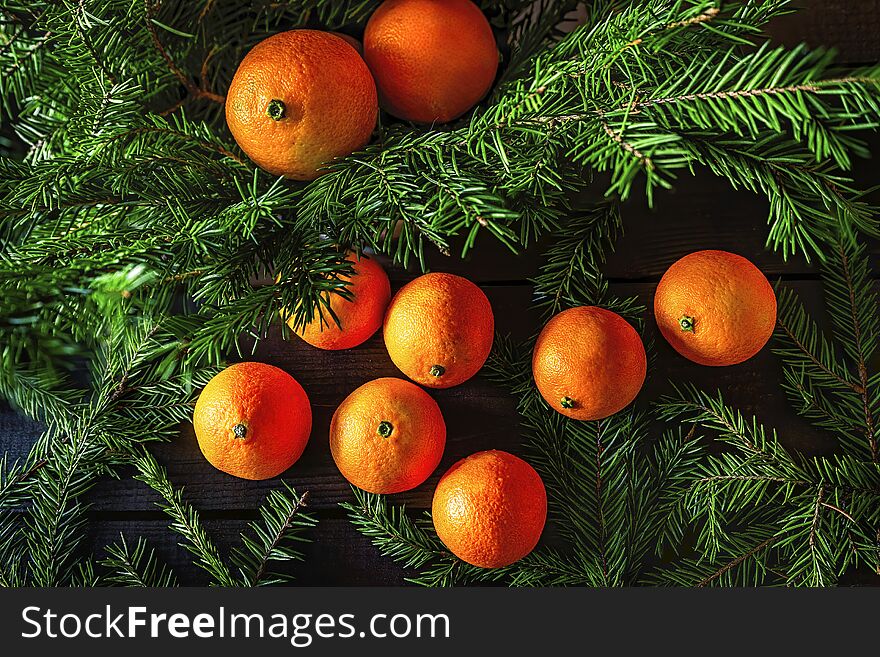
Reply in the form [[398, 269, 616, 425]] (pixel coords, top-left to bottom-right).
[[530, 201, 641, 320], [132, 450, 239, 587], [231, 485, 316, 587], [101, 535, 180, 587], [133, 450, 318, 587], [774, 240, 879, 462], [656, 384, 880, 586], [341, 486, 493, 587]]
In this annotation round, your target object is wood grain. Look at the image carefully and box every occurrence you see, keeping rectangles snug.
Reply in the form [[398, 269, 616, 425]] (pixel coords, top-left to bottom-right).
[[768, 1, 880, 63], [83, 280, 849, 515], [2, 1, 879, 585]]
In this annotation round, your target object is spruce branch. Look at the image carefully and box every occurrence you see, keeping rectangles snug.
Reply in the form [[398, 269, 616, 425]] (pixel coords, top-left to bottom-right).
[[530, 201, 642, 320], [341, 487, 447, 571], [825, 241, 878, 462], [341, 487, 493, 587], [694, 535, 778, 587], [658, 385, 880, 585], [132, 449, 238, 587], [231, 485, 316, 587], [774, 239, 879, 461], [100, 535, 180, 587]]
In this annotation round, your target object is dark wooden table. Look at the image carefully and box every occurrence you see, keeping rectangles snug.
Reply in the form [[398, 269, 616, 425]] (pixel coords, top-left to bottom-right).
[[3, 1, 880, 586]]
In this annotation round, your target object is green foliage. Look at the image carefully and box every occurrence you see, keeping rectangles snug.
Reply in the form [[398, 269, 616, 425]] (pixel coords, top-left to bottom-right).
[[1, 0, 879, 588], [0, 314, 205, 586], [655, 385, 880, 586], [132, 450, 239, 587], [231, 485, 316, 586], [774, 240, 879, 461], [101, 535, 180, 588], [133, 450, 317, 587], [343, 222, 879, 588], [341, 486, 497, 586], [530, 201, 641, 320]]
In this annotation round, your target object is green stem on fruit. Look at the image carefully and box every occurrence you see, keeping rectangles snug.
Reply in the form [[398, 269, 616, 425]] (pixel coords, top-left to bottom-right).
[[232, 423, 248, 439], [429, 365, 445, 378], [560, 396, 575, 409], [266, 99, 286, 121], [377, 421, 393, 438], [679, 315, 696, 332]]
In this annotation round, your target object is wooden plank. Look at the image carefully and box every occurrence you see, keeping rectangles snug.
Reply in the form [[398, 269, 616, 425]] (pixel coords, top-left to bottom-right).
[[0, 405, 43, 462], [767, 1, 880, 64], [396, 130, 880, 284], [85, 516, 410, 586], [76, 279, 847, 513]]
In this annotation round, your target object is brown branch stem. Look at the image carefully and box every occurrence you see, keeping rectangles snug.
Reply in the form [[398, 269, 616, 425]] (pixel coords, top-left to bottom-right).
[[144, 0, 224, 105], [251, 491, 310, 585], [820, 501, 856, 524], [836, 242, 878, 463], [697, 536, 777, 587], [775, 317, 864, 394]]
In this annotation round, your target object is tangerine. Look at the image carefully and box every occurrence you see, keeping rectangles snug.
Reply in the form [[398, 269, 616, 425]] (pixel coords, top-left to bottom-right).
[[532, 306, 647, 420], [654, 250, 777, 366], [432, 450, 546, 568], [383, 272, 494, 388], [363, 0, 499, 123], [330, 377, 446, 494], [225, 30, 377, 180], [193, 362, 312, 480]]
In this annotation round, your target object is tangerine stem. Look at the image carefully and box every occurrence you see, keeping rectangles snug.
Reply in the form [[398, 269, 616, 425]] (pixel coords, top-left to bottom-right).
[[679, 315, 696, 332], [429, 365, 445, 377], [560, 396, 575, 409], [266, 99, 286, 121], [232, 423, 248, 439], [377, 421, 393, 438]]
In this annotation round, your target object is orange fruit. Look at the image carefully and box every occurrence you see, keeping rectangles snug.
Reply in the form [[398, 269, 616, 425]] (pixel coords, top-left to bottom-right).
[[193, 362, 312, 480], [432, 450, 546, 568], [363, 0, 499, 123], [330, 377, 446, 493], [284, 252, 391, 350], [225, 30, 377, 180], [331, 32, 364, 55], [383, 272, 494, 388], [654, 250, 777, 366], [532, 306, 647, 421]]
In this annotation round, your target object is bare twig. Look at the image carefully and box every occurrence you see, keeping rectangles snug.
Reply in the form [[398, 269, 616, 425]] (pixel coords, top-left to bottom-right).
[[632, 76, 880, 113], [598, 115, 654, 170], [809, 486, 824, 548], [665, 7, 720, 31]]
